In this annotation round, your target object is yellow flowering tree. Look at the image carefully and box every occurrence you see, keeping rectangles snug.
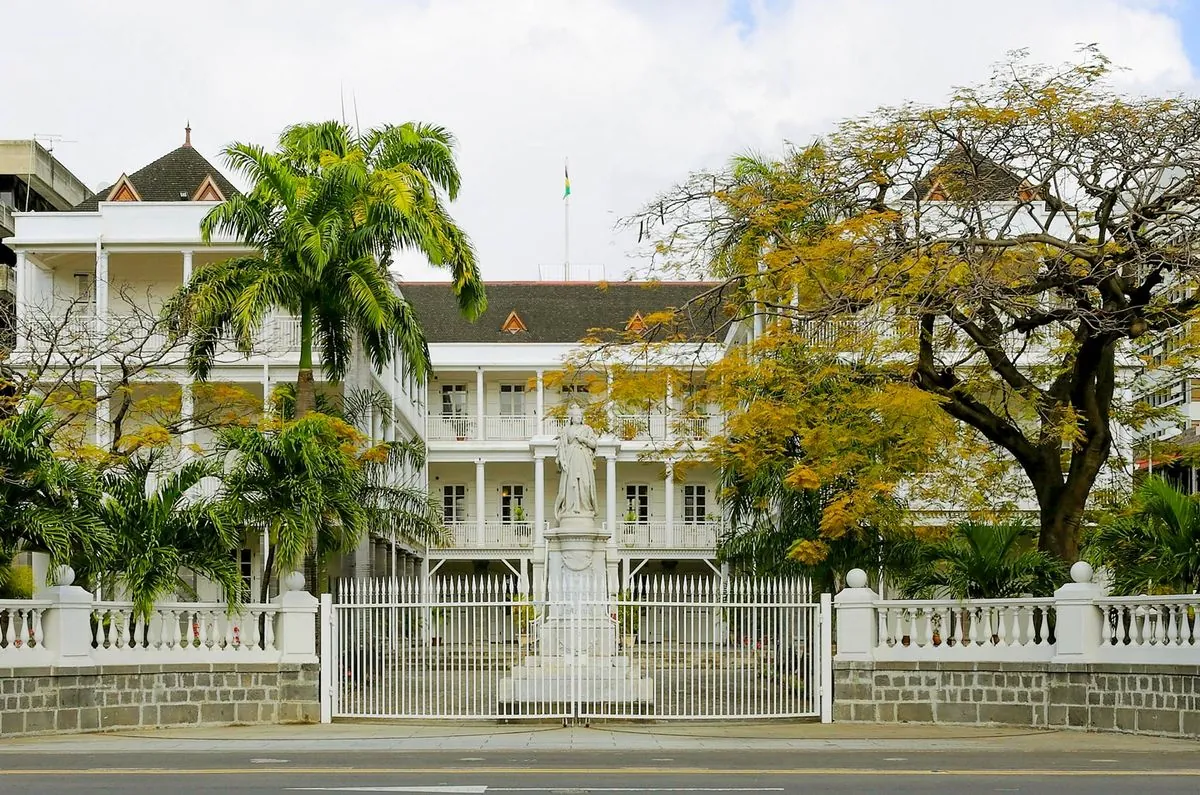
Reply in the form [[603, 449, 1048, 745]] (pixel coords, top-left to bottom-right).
[[625, 50, 1200, 562]]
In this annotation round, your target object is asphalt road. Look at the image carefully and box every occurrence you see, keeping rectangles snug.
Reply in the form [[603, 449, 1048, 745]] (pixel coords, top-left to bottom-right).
[[3, 750, 1200, 794]]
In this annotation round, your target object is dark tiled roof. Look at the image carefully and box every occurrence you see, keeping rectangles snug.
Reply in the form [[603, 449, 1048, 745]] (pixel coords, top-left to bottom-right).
[[72, 144, 239, 211], [401, 281, 727, 344], [901, 150, 1028, 202]]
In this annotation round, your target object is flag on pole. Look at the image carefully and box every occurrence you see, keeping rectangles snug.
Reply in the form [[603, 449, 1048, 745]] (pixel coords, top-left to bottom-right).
[[563, 162, 571, 199]]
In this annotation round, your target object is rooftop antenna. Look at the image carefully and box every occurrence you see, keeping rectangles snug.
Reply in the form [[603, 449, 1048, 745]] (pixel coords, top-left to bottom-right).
[[352, 91, 361, 136], [340, 82, 347, 125]]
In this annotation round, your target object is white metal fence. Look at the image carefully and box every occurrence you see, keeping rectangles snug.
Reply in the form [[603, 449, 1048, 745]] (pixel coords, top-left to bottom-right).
[[322, 576, 831, 722]]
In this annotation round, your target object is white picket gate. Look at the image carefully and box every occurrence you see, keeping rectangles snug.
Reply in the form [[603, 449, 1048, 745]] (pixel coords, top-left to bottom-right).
[[319, 576, 831, 722]]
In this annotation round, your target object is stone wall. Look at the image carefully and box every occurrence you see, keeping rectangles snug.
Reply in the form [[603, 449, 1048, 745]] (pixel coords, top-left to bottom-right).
[[835, 660, 1200, 738], [0, 662, 319, 738]]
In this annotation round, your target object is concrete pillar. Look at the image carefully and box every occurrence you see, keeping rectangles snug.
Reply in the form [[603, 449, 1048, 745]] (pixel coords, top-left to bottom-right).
[[664, 461, 675, 546], [95, 247, 109, 335], [475, 459, 486, 547], [476, 367, 485, 439], [14, 250, 27, 349], [262, 362, 271, 417], [39, 568, 95, 667], [94, 368, 109, 450], [274, 572, 320, 663], [1052, 562, 1105, 663], [833, 568, 877, 661], [534, 454, 546, 544], [606, 454, 617, 535], [536, 370, 545, 432], [182, 249, 194, 283], [180, 381, 194, 461]]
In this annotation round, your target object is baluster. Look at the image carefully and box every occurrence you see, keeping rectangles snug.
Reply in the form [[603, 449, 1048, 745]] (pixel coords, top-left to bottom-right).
[[92, 609, 103, 650], [16, 610, 29, 649], [244, 611, 259, 653], [1133, 605, 1147, 647], [224, 612, 235, 653], [168, 610, 182, 650], [114, 610, 128, 649], [997, 606, 1013, 647], [1152, 603, 1167, 646], [30, 608, 43, 649], [1168, 605, 1183, 646], [263, 609, 276, 651], [981, 606, 995, 646]]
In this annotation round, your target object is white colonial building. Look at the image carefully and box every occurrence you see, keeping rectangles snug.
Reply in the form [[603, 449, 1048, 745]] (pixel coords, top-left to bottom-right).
[[401, 282, 729, 601], [1, 130, 730, 603], [2, 128, 428, 598]]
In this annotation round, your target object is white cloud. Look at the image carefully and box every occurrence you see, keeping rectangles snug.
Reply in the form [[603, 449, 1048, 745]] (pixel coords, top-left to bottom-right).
[[5, 0, 1195, 280]]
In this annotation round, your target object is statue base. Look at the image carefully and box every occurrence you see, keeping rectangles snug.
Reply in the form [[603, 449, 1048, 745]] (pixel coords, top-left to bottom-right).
[[497, 513, 654, 710]]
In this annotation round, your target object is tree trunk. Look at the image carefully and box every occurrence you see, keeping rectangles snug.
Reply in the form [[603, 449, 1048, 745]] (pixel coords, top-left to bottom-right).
[[259, 544, 276, 604], [1030, 437, 1109, 563], [295, 301, 316, 418]]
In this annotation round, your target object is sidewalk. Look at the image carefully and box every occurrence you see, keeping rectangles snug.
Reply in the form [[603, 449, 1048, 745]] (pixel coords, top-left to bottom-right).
[[1, 720, 1196, 754]]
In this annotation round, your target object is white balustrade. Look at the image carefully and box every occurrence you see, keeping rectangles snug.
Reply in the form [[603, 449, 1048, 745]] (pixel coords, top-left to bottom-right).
[[90, 602, 283, 663], [444, 521, 536, 549], [483, 415, 537, 440], [0, 600, 52, 664], [1096, 594, 1200, 663], [617, 521, 670, 548], [427, 414, 479, 440], [871, 598, 1057, 661]]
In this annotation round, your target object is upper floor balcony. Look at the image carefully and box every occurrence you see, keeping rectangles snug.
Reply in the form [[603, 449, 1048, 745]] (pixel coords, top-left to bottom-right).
[[426, 411, 723, 444]]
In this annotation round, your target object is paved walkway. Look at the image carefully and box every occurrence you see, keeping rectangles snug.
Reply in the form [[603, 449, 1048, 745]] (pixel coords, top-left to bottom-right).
[[1, 721, 1196, 754]]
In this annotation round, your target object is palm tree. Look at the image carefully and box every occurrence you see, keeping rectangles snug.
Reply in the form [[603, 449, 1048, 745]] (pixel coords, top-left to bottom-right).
[[1086, 476, 1200, 595], [0, 404, 111, 569], [80, 453, 243, 621], [169, 121, 486, 417], [893, 520, 1066, 599], [217, 414, 375, 602]]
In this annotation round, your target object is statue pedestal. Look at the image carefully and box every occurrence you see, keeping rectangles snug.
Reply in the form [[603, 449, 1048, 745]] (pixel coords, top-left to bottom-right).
[[497, 514, 654, 710]]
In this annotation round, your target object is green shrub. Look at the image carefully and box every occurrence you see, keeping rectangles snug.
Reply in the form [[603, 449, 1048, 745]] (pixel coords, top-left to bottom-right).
[[0, 565, 35, 599]]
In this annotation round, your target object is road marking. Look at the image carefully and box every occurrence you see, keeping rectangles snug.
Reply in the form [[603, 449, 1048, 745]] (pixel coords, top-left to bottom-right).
[[4, 768, 1200, 778], [493, 789, 785, 792], [1090, 759, 1118, 763], [882, 758, 907, 762], [251, 758, 291, 764], [288, 788, 488, 793], [460, 759, 486, 762]]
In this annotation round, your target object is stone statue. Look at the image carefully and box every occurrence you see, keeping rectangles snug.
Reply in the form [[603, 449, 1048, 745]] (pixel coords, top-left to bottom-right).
[[554, 404, 598, 520]]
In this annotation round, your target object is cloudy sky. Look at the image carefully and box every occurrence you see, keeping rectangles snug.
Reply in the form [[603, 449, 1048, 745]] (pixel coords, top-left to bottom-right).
[[6, 0, 1199, 281]]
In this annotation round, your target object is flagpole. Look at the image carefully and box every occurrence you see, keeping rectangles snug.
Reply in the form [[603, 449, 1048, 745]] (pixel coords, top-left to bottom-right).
[[564, 157, 571, 281]]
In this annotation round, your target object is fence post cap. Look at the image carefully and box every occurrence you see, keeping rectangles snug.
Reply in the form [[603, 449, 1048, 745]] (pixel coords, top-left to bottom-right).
[[846, 568, 869, 589], [1070, 561, 1094, 584], [282, 571, 305, 592]]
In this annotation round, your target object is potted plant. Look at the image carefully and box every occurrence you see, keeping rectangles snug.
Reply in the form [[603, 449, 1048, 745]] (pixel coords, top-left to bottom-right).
[[512, 505, 532, 546], [617, 590, 639, 649], [512, 595, 536, 650]]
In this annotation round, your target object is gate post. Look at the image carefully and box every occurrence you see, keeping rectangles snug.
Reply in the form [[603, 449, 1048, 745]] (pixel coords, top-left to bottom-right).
[[819, 592, 833, 723], [320, 593, 334, 723]]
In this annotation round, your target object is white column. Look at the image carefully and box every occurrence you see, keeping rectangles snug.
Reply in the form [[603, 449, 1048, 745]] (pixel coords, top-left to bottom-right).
[[534, 455, 546, 544], [180, 381, 195, 461], [606, 454, 617, 535], [606, 371, 615, 432], [94, 368, 109, 450], [262, 362, 271, 417], [95, 248, 109, 335], [476, 367, 485, 439], [182, 249, 194, 283], [1052, 562, 1104, 664], [833, 568, 877, 661], [536, 370, 545, 431], [475, 458, 486, 546], [664, 460, 675, 546], [14, 250, 27, 349]]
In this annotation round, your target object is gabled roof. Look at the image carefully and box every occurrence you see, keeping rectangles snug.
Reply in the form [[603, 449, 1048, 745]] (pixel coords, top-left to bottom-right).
[[901, 149, 1034, 203], [401, 281, 725, 344], [73, 130, 238, 211]]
